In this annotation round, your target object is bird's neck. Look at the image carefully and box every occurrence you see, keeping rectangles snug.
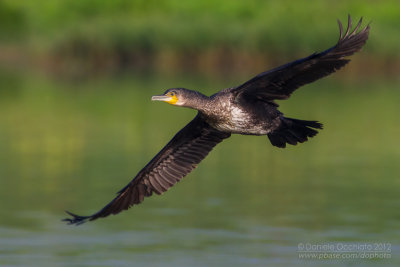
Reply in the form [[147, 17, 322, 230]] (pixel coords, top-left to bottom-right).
[[183, 92, 212, 112]]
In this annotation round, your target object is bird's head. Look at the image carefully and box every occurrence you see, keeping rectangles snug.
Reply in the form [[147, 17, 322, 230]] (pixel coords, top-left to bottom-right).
[[151, 88, 206, 108]]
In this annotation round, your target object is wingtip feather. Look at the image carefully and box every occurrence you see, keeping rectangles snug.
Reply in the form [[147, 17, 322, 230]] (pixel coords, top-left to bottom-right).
[[349, 17, 363, 37], [344, 15, 352, 37], [337, 19, 344, 40], [63, 210, 91, 225]]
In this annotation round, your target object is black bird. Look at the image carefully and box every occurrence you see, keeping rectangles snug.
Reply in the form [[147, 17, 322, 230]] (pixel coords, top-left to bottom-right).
[[64, 16, 369, 225]]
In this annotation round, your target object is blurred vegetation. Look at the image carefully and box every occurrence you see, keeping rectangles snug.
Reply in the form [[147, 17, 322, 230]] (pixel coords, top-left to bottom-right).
[[0, 0, 399, 77]]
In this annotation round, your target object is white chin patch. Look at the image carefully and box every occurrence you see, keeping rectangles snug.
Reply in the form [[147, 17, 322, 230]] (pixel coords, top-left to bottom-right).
[[176, 99, 185, 106]]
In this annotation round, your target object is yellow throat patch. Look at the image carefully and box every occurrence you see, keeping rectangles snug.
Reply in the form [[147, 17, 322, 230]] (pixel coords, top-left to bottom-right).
[[166, 95, 178, 105]]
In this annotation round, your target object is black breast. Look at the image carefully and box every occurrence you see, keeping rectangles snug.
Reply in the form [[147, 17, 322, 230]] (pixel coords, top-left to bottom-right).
[[202, 91, 282, 135]]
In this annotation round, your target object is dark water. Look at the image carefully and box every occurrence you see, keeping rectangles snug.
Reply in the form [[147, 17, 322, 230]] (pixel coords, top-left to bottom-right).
[[0, 72, 399, 266]]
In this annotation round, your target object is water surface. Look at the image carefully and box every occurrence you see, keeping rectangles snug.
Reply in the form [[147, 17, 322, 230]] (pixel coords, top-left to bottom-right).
[[0, 72, 399, 266]]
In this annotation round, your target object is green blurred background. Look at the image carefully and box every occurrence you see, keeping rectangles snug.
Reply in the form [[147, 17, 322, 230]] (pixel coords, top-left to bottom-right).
[[0, 1, 399, 267]]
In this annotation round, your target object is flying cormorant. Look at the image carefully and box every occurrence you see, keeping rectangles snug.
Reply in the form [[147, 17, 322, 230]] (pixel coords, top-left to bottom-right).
[[64, 16, 369, 225]]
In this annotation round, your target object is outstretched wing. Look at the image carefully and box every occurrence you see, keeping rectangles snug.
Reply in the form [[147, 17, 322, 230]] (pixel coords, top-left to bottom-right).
[[232, 15, 370, 101], [64, 115, 230, 225]]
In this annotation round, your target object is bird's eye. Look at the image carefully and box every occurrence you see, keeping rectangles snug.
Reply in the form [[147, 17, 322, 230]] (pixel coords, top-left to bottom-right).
[[170, 92, 175, 96]]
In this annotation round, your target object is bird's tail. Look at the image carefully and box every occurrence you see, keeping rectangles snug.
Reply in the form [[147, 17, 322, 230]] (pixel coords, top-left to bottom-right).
[[267, 118, 323, 148]]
